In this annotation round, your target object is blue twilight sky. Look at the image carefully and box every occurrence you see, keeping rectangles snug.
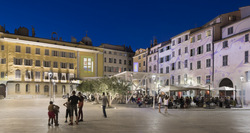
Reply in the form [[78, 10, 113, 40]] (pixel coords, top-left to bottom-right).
[[0, 0, 249, 51]]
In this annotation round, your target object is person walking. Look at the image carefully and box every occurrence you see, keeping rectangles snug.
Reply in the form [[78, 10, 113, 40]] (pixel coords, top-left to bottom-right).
[[163, 95, 169, 114], [68, 91, 80, 125], [78, 92, 84, 122], [158, 94, 162, 113], [102, 92, 109, 118]]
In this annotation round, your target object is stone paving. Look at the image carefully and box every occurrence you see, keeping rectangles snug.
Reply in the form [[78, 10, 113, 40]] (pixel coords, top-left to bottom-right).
[[0, 98, 250, 133]]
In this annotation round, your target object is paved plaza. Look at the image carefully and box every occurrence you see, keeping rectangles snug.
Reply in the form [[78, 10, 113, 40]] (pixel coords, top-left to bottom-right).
[[0, 98, 250, 133]]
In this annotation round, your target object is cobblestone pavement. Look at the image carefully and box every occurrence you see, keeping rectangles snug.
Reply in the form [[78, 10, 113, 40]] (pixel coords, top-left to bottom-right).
[[0, 98, 250, 133]]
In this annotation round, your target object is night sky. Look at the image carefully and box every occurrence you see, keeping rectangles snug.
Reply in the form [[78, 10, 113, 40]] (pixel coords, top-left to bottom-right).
[[0, 0, 249, 51]]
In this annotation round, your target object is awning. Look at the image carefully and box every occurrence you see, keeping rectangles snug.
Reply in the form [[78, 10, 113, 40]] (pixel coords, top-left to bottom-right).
[[168, 85, 211, 91], [218, 86, 234, 91]]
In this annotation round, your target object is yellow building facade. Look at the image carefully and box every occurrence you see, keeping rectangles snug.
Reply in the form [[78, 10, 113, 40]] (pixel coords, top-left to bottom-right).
[[0, 33, 103, 98]]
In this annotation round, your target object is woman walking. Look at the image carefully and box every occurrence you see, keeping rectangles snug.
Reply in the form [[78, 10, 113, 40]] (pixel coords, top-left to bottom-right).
[[164, 95, 169, 114]]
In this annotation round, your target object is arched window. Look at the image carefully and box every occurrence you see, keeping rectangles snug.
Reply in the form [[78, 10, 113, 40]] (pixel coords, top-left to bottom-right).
[[15, 84, 20, 93], [15, 69, 21, 79], [54, 85, 57, 93], [62, 85, 66, 94], [26, 84, 30, 93], [35, 84, 40, 93], [44, 85, 49, 92]]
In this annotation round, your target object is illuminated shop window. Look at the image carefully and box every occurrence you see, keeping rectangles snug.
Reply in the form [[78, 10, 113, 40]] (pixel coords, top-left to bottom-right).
[[83, 57, 93, 73]]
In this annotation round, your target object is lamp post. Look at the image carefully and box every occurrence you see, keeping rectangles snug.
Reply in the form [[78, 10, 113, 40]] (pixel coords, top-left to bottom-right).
[[52, 79, 55, 102], [152, 75, 156, 109], [240, 76, 244, 108], [48, 72, 52, 101]]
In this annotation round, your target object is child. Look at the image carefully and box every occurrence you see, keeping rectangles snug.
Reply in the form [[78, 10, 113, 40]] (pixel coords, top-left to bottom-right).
[[48, 101, 55, 126], [63, 98, 71, 123]]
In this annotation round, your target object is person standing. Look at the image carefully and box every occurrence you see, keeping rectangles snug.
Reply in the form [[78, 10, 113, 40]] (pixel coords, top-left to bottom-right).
[[68, 91, 80, 125], [48, 101, 55, 126], [63, 98, 71, 123], [53, 104, 60, 126], [102, 92, 109, 118], [163, 95, 169, 114], [158, 94, 162, 113], [78, 92, 84, 122]]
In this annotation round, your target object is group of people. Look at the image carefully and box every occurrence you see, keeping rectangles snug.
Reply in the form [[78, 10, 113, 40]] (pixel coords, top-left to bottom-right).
[[47, 91, 110, 126]]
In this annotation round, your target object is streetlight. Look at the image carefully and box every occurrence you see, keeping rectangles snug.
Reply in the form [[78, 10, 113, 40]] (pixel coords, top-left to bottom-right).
[[52, 79, 55, 102], [48, 72, 53, 101], [152, 75, 156, 109], [240, 75, 244, 108]]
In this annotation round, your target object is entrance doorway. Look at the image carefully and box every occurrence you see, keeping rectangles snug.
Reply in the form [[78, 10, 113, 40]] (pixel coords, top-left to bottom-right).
[[0, 84, 6, 98], [219, 78, 234, 97]]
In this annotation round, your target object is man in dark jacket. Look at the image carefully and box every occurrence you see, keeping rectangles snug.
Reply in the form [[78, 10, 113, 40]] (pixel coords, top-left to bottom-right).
[[69, 91, 80, 125]]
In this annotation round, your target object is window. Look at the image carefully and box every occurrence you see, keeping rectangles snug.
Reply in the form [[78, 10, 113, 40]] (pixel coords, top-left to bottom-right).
[[160, 68, 163, 73], [69, 63, 74, 69], [191, 37, 195, 43], [228, 27, 233, 35], [197, 34, 201, 41], [160, 57, 164, 63], [52, 51, 59, 56], [166, 66, 169, 73], [178, 38, 181, 44], [16, 46, 21, 52], [206, 75, 211, 84], [35, 60, 40, 66], [26, 84, 30, 93], [109, 58, 112, 63], [190, 63, 193, 70], [197, 61, 201, 69], [109, 51, 112, 54], [26, 47, 31, 54], [184, 74, 187, 84], [185, 35, 188, 41], [197, 45, 203, 55], [160, 48, 164, 53], [178, 75, 181, 84], [178, 61, 181, 69], [171, 76, 174, 85], [104, 66, 106, 72], [14, 58, 22, 65], [124, 68, 126, 71], [143, 61, 145, 66], [138, 56, 141, 59], [24, 59, 32, 66], [245, 51, 249, 63], [113, 59, 116, 64], [124, 60, 126, 65], [35, 48, 40, 54], [44, 85, 49, 92], [223, 41, 228, 48], [185, 47, 188, 53], [1, 58, 6, 64], [35, 72, 40, 79], [184, 60, 188, 68], [206, 43, 211, 52], [35, 84, 40, 93], [139, 63, 141, 67], [154, 65, 156, 71], [119, 59, 122, 64], [178, 49, 181, 55], [190, 48, 195, 56], [166, 46, 171, 50], [45, 49, 49, 56], [206, 30, 211, 37], [61, 63, 67, 68], [149, 66, 152, 72], [104, 58, 106, 62], [172, 51, 175, 57], [15, 70, 21, 79], [171, 63, 175, 70], [197, 77, 201, 84], [15, 84, 20, 93], [1, 72, 4, 78], [172, 40, 175, 46], [206, 59, 211, 67], [61, 52, 67, 57], [165, 55, 170, 62], [223, 55, 228, 66], [149, 57, 152, 62], [129, 60, 132, 65], [1, 45, 4, 50], [44, 61, 51, 67], [143, 54, 145, 58], [69, 53, 75, 58], [245, 34, 249, 42], [83, 57, 93, 72], [53, 62, 58, 68], [154, 55, 156, 60], [166, 79, 169, 86]]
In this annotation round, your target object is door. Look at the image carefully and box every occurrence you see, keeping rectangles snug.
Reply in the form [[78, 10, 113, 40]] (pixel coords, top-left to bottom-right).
[[0, 84, 6, 98]]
